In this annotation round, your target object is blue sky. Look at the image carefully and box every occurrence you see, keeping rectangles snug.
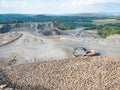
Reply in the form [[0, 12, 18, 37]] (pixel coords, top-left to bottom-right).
[[0, 0, 120, 14]]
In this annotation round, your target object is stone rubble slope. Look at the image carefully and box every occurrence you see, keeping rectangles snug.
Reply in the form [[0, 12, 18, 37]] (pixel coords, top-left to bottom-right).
[[0, 56, 120, 90]]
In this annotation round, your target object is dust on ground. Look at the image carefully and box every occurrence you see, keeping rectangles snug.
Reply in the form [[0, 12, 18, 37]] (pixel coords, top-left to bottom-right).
[[0, 31, 70, 66]]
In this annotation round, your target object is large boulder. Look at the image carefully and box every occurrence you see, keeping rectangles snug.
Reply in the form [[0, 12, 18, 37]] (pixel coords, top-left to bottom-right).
[[74, 47, 87, 57]]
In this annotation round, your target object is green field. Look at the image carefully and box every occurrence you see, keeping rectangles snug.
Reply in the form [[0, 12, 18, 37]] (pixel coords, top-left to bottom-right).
[[92, 19, 120, 25]]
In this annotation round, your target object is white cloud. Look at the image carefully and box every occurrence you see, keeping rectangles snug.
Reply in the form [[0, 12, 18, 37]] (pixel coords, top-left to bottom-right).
[[72, 0, 120, 5], [0, 0, 120, 14], [0, 0, 27, 9], [0, 0, 64, 14]]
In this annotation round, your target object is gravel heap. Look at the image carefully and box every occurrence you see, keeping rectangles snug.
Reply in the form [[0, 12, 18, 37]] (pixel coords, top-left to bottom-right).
[[0, 56, 120, 90], [0, 32, 22, 47]]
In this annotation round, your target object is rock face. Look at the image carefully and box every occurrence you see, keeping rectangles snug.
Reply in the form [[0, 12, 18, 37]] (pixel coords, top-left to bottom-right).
[[0, 23, 63, 36], [0, 24, 11, 33], [40, 28, 61, 36], [77, 30, 99, 38], [35, 23, 63, 36]]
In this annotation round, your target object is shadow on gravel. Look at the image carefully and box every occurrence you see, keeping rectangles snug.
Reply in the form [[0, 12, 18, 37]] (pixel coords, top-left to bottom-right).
[[0, 68, 12, 86], [15, 85, 50, 90], [0, 68, 49, 90], [95, 52, 101, 56]]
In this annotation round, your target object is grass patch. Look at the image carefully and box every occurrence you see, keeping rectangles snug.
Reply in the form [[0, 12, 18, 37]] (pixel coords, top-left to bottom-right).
[[93, 19, 120, 25]]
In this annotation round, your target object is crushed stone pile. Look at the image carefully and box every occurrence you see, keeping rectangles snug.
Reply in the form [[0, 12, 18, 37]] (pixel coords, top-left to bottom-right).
[[0, 56, 120, 90]]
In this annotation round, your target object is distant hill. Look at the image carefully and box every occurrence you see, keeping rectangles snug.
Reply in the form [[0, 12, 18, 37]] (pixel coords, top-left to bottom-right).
[[0, 14, 31, 21], [0, 13, 120, 31], [0, 13, 116, 23]]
